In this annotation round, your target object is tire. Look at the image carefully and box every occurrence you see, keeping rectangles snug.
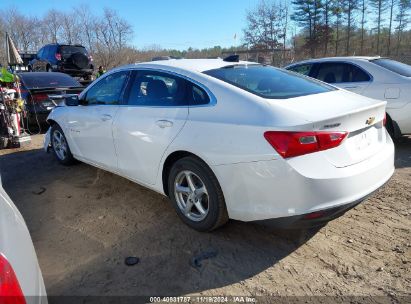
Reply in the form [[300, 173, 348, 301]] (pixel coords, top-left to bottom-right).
[[70, 52, 89, 69], [167, 156, 228, 232], [46, 65, 52, 72], [385, 114, 397, 140], [50, 124, 75, 165]]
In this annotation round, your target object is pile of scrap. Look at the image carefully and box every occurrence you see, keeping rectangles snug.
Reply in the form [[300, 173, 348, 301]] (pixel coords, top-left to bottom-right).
[[0, 68, 31, 149]]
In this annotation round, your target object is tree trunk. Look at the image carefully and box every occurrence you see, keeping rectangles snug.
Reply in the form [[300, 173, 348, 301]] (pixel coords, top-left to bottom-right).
[[335, 17, 340, 56], [346, 2, 352, 55], [360, 0, 366, 55], [387, 0, 394, 55], [376, 0, 382, 54]]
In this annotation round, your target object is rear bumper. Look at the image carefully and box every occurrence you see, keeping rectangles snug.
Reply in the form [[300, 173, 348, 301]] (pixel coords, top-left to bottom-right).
[[52, 66, 93, 76], [252, 196, 365, 229], [212, 132, 395, 223]]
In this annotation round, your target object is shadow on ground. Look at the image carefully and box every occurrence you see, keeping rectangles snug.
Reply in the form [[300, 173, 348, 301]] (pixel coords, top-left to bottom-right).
[[394, 136, 411, 168], [0, 148, 319, 297]]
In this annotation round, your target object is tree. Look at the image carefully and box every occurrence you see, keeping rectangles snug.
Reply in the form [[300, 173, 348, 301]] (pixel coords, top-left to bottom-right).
[[243, 0, 287, 51], [395, 0, 411, 55], [369, 0, 388, 54], [292, 0, 324, 57], [322, 0, 333, 55], [332, 4, 344, 55], [386, 0, 395, 55], [342, 0, 359, 55], [360, 0, 367, 55], [44, 9, 63, 43]]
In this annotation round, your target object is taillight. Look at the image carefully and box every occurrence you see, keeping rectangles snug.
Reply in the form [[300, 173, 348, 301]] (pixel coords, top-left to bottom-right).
[[32, 94, 48, 103], [383, 113, 387, 126], [0, 253, 26, 304], [264, 131, 348, 158], [55, 53, 61, 61]]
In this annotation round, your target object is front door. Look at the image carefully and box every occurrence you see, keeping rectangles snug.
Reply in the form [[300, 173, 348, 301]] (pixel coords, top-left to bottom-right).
[[66, 71, 130, 172]]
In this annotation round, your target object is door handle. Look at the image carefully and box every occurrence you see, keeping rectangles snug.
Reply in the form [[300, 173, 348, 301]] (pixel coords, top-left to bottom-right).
[[156, 120, 173, 128], [101, 114, 112, 121], [344, 86, 358, 89]]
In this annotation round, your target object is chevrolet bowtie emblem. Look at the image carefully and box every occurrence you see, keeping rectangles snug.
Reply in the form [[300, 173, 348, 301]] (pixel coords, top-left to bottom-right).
[[366, 116, 375, 125]]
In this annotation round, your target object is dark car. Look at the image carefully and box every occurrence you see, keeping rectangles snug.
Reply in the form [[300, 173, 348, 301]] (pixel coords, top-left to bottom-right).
[[28, 44, 94, 80], [18, 72, 84, 126]]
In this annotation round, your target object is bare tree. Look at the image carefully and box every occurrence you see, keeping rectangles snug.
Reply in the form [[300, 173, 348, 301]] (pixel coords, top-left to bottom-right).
[[243, 0, 288, 51], [44, 9, 63, 43], [60, 12, 81, 45]]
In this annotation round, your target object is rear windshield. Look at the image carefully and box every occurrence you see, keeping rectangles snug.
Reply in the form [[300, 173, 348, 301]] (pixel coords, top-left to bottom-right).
[[59, 46, 88, 58], [19, 73, 81, 89], [370, 58, 411, 77], [203, 65, 334, 99]]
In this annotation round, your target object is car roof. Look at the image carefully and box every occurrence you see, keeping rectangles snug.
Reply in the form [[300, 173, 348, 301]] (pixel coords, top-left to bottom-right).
[[117, 58, 258, 73], [287, 56, 382, 66]]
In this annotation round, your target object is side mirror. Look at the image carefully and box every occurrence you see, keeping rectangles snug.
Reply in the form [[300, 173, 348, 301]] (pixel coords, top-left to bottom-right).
[[65, 95, 79, 106]]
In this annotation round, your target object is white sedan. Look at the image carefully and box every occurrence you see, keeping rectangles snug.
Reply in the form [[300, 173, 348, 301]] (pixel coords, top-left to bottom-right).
[[44, 58, 394, 231], [285, 57, 411, 139], [0, 178, 47, 303]]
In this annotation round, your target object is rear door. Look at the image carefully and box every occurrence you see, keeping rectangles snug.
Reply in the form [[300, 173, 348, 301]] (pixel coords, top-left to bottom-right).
[[113, 69, 189, 185], [313, 62, 372, 94], [66, 70, 130, 171]]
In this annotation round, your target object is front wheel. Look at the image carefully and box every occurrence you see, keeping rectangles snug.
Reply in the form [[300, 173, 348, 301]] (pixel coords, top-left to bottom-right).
[[167, 156, 228, 232], [50, 124, 75, 165]]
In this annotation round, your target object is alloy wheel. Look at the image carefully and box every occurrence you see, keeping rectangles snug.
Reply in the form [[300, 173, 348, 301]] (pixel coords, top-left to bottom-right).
[[52, 130, 68, 161], [174, 170, 209, 222]]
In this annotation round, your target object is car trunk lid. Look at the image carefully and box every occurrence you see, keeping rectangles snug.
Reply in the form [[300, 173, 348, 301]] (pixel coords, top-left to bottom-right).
[[267, 90, 387, 167], [29, 87, 83, 110]]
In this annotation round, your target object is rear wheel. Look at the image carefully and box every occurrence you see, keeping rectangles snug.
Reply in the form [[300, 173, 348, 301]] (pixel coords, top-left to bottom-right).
[[167, 156, 228, 231], [50, 124, 75, 165]]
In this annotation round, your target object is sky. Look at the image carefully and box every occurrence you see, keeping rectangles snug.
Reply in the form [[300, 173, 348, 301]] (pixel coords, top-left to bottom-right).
[[0, 0, 260, 50]]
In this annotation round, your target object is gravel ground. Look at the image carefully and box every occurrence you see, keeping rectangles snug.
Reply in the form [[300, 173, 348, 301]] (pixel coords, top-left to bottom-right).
[[0, 134, 409, 303]]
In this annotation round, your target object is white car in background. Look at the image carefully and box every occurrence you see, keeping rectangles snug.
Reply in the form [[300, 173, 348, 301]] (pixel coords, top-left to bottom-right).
[[44, 57, 394, 231], [285, 57, 411, 139], [0, 178, 47, 303]]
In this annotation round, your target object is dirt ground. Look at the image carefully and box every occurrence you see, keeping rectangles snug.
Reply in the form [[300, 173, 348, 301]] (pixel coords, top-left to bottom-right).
[[0, 134, 409, 303]]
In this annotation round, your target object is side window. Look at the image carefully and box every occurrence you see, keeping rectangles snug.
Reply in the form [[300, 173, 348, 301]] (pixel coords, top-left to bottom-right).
[[346, 64, 371, 82], [84, 71, 129, 105], [288, 64, 313, 76], [316, 62, 371, 84], [126, 71, 187, 106], [188, 84, 210, 105], [316, 63, 346, 83]]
